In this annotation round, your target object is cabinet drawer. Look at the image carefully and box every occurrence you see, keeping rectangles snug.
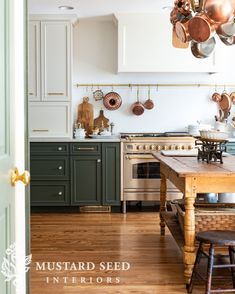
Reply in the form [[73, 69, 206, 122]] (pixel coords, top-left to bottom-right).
[[30, 143, 69, 155], [31, 181, 70, 206], [30, 156, 69, 180], [71, 143, 101, 155]]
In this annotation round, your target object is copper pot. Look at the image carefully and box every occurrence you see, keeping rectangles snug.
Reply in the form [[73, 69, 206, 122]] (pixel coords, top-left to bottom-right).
[[175, 20, 192, 43], [217, 17, 235, 38], [191, 37, 215, 58], [203, 0, 235, 24], [143, 88, 154, 110], [132, 88, 145, 116], [188, 13, 216, 42], [212, 92, 222, 102], [230, 92, 235, 104]]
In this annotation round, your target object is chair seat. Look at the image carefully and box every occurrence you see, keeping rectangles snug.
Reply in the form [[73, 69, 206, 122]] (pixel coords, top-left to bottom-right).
[[196, 230, 235, 246]]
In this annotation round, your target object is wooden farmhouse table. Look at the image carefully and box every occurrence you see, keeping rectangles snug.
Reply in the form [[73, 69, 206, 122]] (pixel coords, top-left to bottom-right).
[[152, 153, 235, 284]]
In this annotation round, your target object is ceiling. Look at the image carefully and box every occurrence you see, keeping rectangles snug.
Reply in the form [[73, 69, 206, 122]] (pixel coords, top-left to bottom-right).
[[28, 0, 173, 18]]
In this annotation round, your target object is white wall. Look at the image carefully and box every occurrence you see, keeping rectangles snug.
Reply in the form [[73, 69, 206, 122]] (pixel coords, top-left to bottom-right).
[[72, 17, 235, 134]]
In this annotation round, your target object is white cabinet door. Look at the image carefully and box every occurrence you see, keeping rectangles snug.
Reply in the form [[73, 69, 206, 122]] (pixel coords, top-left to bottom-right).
[[41, 21, 71, 101], [29, 102, 71, 137], [28, 21, 40, 101], [116, 13, 218, 73]]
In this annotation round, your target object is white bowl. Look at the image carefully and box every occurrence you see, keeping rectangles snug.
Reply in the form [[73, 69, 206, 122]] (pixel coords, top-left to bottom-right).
[[199, 130, 229, 140]]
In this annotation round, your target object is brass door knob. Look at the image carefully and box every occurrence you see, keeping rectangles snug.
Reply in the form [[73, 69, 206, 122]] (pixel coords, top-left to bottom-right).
[[11, 168, 30, 186]]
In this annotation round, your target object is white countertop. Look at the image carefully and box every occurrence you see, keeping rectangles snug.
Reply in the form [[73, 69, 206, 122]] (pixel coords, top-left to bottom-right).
[[29, 137, 121, 143]]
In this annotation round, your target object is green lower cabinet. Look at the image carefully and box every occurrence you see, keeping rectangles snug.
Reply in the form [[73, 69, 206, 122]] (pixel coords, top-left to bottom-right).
[[71, 156, 102, 205], [31, 181, 70, 206], [102, 143, 120, 205]]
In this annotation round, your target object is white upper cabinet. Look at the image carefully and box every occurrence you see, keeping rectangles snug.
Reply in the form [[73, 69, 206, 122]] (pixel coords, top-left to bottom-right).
[[41, 21, 71, 101], [28, 21, 41, 101], [115, 13, 218, 73]]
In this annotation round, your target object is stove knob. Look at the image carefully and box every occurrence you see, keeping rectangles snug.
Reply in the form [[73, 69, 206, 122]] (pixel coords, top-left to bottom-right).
[[150, 144, 156, 150], [137, 145, 143, 151], [163, 145, 168, 150], [170, 145, 175, 150], [181, 145, 185, 150], [175, 145, 181, 150], [144, 145, 149, 151], [156, 145, 162, 151], [188, 145, 193, 150]]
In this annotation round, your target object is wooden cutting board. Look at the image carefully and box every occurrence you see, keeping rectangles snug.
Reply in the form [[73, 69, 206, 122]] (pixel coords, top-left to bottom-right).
[[172, 29, 189, 49], [77, 97, 94, 135], [94, 109, 109, 130]]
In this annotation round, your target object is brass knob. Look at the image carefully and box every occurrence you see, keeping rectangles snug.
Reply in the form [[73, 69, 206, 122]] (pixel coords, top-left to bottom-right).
[[11, 168, 30, 186]]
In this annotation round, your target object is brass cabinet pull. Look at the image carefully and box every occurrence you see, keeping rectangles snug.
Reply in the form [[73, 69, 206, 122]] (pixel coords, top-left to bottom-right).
[[47, 93, 64, 95], [32, 129, 49, 132], [76, 147, 95, 151], [11, 168, 30, 186]]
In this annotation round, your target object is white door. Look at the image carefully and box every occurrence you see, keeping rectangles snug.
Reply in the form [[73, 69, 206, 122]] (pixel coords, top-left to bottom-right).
[[0, 0, 29, 293]]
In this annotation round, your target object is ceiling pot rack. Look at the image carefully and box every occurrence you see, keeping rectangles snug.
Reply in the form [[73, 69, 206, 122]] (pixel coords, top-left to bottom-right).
[[76, 83, 235, 88]]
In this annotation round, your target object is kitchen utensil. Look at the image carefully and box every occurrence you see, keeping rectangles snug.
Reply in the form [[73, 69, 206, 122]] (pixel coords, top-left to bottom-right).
[[77, 97, 94, 136], [203, 0, 235, 24], [219, 92, 232, 112], [188, 12, 216, 42], [217, 17, 235, 38], [93, 89, 104, 101], [132, 88, 145, 116], [103, 91, 122, 111], [144, 87, 154, 110], [172, 29, 189, 48], [94, 109, 109, 131], [175, 20, 192, 43], [191, 37, 215, 58], [230, 92, 235, 104], [212, 92, 222, 102], [219, 109, 224, 122]]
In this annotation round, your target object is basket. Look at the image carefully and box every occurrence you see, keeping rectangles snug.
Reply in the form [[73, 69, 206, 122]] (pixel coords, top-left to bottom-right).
[[171, 199, 235, 234]]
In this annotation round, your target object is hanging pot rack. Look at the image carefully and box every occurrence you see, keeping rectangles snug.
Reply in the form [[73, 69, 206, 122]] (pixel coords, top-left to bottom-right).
[[76, 83, 235, 88]]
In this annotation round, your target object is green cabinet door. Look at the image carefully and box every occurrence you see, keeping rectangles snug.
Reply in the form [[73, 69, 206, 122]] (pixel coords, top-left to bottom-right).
[[71, 156, 102, 205], [102, 143, 120, 205]]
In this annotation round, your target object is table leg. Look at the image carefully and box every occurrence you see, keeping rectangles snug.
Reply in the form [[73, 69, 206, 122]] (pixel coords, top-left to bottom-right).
[[160, 172, 167, 236], [184, 190, 196, 284]]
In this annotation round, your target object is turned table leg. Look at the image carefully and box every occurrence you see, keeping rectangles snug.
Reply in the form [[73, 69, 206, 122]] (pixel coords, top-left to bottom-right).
[[160, 172, 167, 236], [184, 187, 196, 284]]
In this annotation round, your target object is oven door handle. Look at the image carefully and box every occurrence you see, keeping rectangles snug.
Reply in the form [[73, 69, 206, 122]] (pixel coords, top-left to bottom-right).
[[125, 155, 155, 160]]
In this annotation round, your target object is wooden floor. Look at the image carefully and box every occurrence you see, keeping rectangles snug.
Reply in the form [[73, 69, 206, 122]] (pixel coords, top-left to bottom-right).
[[30, 212, 207, 294]]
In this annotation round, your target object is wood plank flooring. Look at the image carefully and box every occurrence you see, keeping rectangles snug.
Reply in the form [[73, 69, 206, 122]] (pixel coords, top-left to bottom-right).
[[30, 212, 206, 294]]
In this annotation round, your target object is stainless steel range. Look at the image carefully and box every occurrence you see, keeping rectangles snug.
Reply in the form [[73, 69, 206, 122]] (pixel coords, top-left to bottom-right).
[[120, 132, 195, 213]]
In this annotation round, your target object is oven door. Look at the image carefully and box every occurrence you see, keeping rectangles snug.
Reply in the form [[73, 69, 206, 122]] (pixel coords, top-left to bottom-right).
[[123, 154, 161, 190], [123, 153, 178, 192]]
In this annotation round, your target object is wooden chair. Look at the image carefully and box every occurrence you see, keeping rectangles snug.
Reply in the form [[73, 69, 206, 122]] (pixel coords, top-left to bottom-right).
[[187, 230, 235, 294]]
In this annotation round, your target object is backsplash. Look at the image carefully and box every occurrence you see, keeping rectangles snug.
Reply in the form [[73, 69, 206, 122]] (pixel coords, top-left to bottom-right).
[[72, 18, 235, 134]]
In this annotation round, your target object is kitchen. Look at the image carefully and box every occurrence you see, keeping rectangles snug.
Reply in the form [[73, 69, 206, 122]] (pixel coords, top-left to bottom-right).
[[2, 0, 235, 293]]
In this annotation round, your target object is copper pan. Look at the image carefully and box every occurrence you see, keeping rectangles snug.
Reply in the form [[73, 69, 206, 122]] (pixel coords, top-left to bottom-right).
[[175, 20, 192, 43], [188, 12, 216, 42], [191, 37, 215, 58], [132, 88, 145, 116], [212, 92, 222, 102], [217, 17, 235, 38], [203, 0, 235, 24]]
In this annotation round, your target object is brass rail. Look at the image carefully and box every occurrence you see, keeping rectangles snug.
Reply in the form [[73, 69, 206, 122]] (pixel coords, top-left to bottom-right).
[[75, 83, 235, 88]]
